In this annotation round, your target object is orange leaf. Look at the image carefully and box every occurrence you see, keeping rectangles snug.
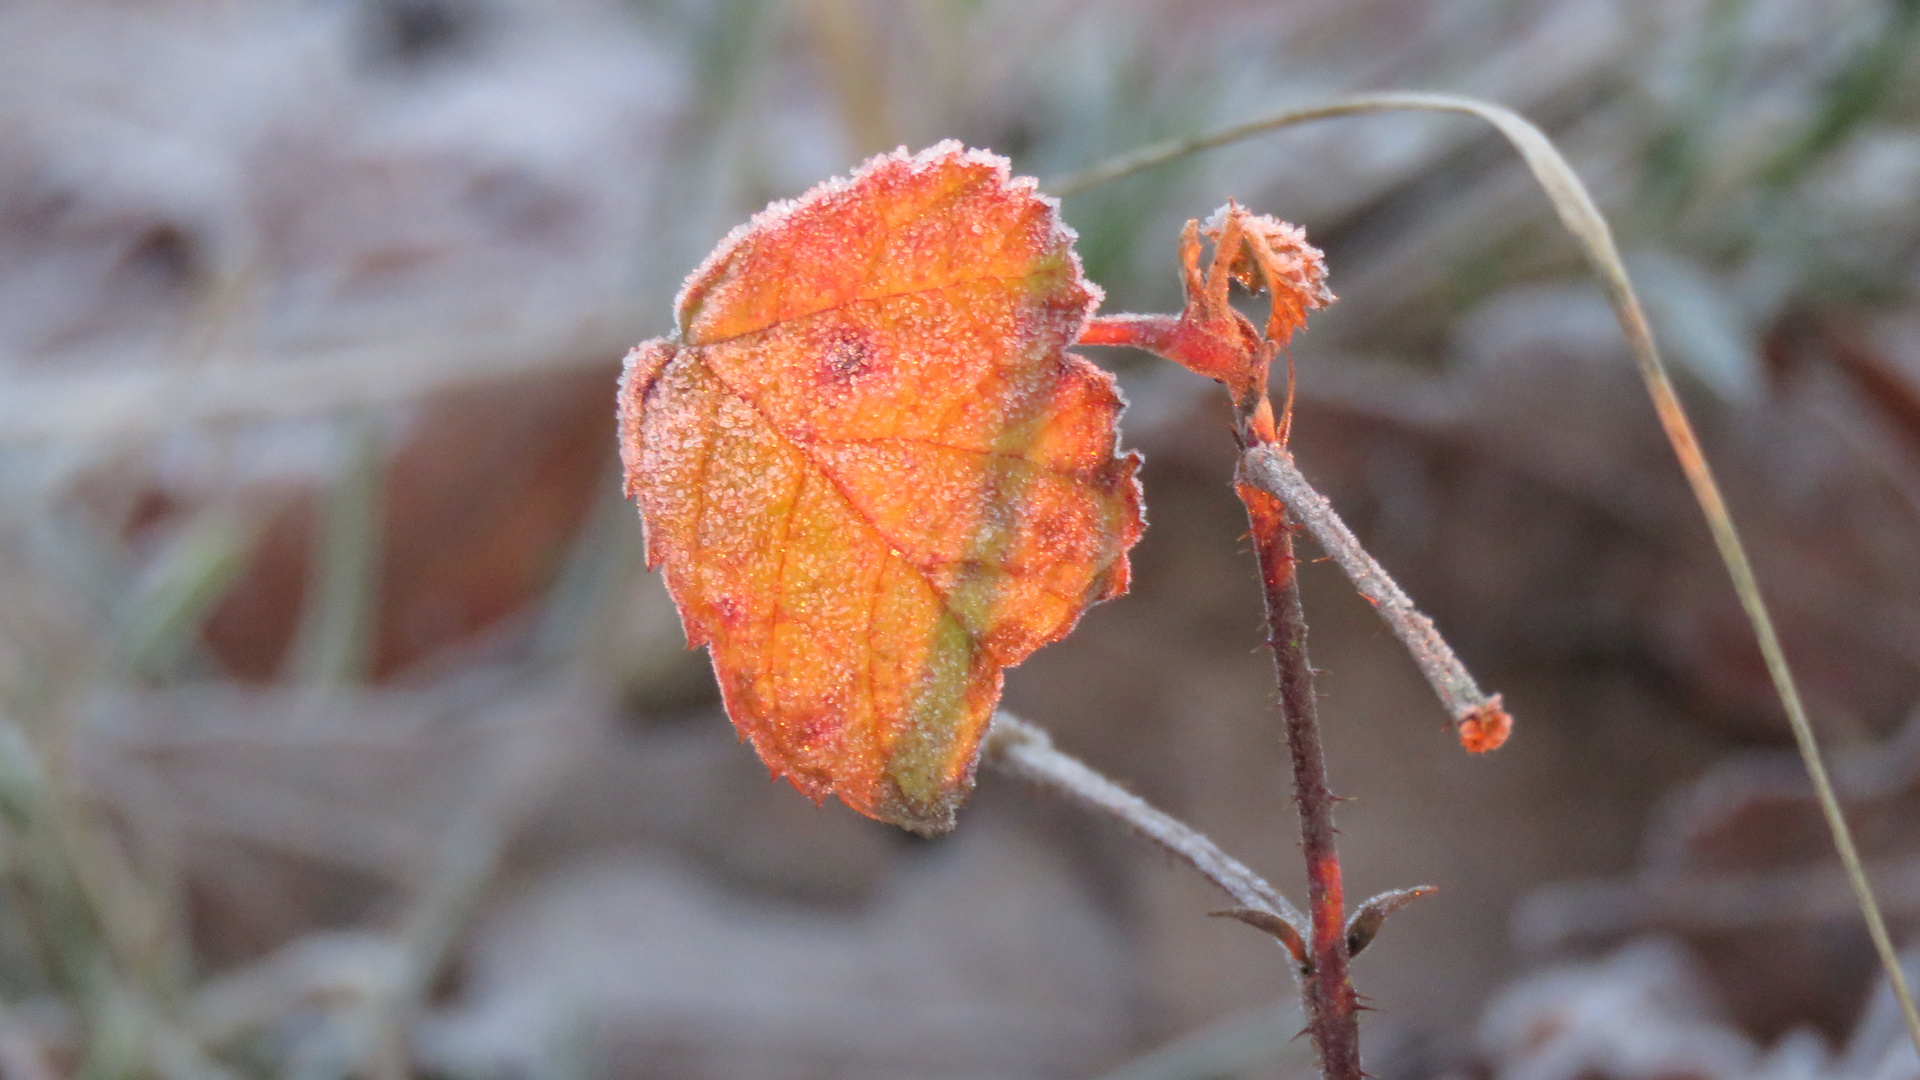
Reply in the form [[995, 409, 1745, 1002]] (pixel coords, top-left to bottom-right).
[[618, 143, 1145, 833]]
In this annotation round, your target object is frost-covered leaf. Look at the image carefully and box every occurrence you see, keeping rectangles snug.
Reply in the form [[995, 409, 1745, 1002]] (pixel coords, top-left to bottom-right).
[[618, 142, 1144, 833]]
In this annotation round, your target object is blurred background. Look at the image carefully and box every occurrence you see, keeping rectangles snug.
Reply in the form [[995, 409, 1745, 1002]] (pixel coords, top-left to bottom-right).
[[3, 0, 1920, 1078]]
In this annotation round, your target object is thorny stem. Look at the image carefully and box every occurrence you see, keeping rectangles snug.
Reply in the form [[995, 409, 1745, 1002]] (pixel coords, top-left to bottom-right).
[[1240, 460, 1362, 1080], [1084, 204, 1489, 1080], [983, 713, 1310, 962], [1239, 445, 1511, 752], [1059, 90, 1920, 1058], [1082, 217, 1369, 1079]]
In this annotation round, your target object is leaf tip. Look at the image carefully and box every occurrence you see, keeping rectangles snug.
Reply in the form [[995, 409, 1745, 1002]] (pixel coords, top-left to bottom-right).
[[1200, 201, 1335, 343]]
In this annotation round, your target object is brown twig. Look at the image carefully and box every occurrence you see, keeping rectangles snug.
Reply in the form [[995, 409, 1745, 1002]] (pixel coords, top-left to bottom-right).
[[982, 713, 1310, 964], [1238, 444, 1512, 753]]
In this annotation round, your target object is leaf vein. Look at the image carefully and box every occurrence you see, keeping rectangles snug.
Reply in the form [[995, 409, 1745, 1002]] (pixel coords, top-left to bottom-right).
[[687, 268, 1074, 348]]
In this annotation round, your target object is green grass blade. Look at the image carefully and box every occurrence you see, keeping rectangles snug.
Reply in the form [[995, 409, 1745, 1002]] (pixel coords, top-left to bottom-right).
[[290, 411, 385, 686], [113, 506, 257, 679]]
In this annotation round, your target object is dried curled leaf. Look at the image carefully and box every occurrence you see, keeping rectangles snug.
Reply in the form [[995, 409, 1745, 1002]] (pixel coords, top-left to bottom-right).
[[1199, 201, 1334, 351], [1081, 202, 1332, 440], [620, 143, 1144, 833]]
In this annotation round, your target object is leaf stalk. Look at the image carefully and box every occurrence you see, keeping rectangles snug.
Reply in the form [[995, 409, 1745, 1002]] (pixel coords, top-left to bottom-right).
[[982, 714, 1310, 964]]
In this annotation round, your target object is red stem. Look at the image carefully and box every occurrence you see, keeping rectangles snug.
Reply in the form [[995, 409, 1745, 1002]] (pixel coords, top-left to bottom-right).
[[1240, 474, 1361, 1080], [1083, 234, 1358, 1078]]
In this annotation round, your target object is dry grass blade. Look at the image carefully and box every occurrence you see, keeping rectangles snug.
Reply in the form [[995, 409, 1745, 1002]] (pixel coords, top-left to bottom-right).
[[1054, 90, 1920, 1059]]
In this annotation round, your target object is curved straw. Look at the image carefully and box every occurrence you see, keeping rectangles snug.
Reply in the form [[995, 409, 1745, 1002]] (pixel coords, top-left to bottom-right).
[[1052, 90, 1920, 1056]]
